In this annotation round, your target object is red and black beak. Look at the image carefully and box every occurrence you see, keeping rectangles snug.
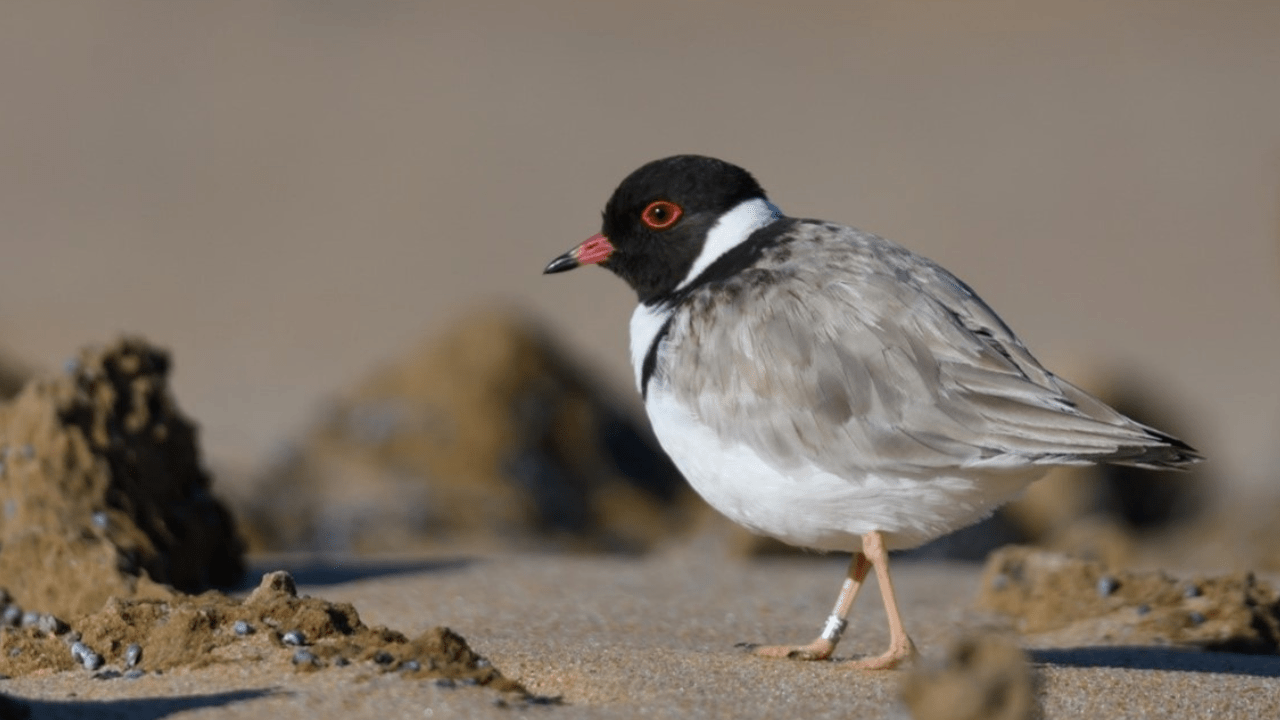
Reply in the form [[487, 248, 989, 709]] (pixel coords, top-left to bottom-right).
[[543, 233, 615, 274]]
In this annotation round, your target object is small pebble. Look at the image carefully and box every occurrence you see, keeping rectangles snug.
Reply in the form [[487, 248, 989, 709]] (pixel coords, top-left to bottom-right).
[[1096, 575, 1119, 597], [460, 677, 479, 687], [1, 605, 23, 627], [1189, 611, 1207, 625], [333, 657, 349, 667], [36, 614, 67, 635], [373, 651, 394, 665], [65, 631, 82, 644], [291, 650, 317, 666], [435, 678, 456, 689], [281, 630, 306, 646], [20, 611, 40, 628], [64, 357, 80, 375], [233, 620, 254, 636], [1183, 583, 1201, 598], [475, 658, 491, 668], [124, 643, 142, 668], [93, 670, 122, 680], [92, 512, 109, 529], [70, 642, 88, 664], [1136, 604, 1151, 616], [83, 652, 104, 671], [124, 669, 145, 680], [402, 660, 421, 672]]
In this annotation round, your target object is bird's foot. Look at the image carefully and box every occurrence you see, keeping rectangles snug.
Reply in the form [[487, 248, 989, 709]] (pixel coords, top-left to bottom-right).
[[840, 636, 918, 670], [739, 638, 835, 661]]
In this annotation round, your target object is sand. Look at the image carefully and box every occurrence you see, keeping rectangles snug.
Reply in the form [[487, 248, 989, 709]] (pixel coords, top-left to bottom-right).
[[1, 549, 1277, 719]]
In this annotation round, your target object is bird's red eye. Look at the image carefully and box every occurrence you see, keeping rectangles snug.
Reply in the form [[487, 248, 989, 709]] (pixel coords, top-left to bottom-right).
[[640, 200, 683, 230]]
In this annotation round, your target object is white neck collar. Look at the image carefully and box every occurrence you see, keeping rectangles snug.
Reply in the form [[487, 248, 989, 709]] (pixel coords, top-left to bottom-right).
[[674, 197, 783, 291]]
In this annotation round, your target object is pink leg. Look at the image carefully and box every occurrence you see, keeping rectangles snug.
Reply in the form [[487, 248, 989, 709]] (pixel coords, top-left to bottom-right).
[[842, 531, 918, 669], [751, 552, 872, 660]]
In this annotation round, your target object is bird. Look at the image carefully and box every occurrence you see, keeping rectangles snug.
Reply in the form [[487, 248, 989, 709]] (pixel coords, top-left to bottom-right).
[[543, 154, 1201, 669]]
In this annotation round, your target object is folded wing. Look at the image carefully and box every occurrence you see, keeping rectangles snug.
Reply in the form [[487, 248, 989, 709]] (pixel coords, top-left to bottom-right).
[[663, 224, 1200, 477]]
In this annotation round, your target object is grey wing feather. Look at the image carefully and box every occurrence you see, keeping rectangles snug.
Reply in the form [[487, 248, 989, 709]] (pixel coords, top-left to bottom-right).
[[665, 223, 1201, 476]]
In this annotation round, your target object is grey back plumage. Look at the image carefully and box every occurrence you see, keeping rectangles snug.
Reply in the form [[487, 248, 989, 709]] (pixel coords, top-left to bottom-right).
[[657, 221, 1200, 477]]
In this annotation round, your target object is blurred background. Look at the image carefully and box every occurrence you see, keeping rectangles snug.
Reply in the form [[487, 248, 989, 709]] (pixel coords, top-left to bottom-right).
[[1, 1, 1277, 532]]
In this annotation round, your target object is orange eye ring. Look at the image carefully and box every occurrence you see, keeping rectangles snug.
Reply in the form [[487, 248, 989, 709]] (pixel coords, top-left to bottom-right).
[[640, 200, 683, 230]]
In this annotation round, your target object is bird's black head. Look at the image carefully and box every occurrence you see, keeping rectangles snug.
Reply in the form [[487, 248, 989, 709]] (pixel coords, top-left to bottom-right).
[[544, 155, 767, 303]]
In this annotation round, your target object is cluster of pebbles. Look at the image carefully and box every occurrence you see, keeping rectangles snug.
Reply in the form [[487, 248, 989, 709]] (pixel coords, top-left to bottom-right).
[[0, 589, 67, 638], [0, 571, 527, 695]]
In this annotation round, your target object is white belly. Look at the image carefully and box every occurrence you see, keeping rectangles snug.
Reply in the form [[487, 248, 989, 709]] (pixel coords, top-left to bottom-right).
[[645, 388, 1042, 552]]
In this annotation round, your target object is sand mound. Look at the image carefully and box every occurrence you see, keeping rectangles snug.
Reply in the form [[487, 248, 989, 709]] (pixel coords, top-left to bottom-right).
[[976, 546, 1280, 653], [901, 634, 1034, 720], [243, 308, 698, 554], [0, 337, 244, 620], [0, 570, 527, 695]]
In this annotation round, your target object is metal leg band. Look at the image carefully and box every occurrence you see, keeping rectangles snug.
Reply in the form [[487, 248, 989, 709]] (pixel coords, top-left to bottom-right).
[[820, 614, 847, 643]]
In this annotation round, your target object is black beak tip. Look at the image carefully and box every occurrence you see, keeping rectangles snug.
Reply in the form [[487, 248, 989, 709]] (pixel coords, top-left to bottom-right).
[[543, 253, 579, 275]]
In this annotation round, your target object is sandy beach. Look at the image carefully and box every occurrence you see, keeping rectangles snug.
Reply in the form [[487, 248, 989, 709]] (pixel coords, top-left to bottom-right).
[[1, 1, 1278, 718]]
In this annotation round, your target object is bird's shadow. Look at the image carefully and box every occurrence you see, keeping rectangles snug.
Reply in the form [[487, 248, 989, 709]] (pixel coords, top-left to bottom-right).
[[235, 556, 476, 590], [1, 688, 277, 720], [1029, 646, 1280, 678]]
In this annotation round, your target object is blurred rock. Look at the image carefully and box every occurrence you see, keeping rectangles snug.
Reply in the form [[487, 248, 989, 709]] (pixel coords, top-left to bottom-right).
[[0, 350, 31, 400], [901, 633, 1034, 720], [0, 337, 244, 619], [977, 546, 1280, 653], [242, 308, 696, 554]]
